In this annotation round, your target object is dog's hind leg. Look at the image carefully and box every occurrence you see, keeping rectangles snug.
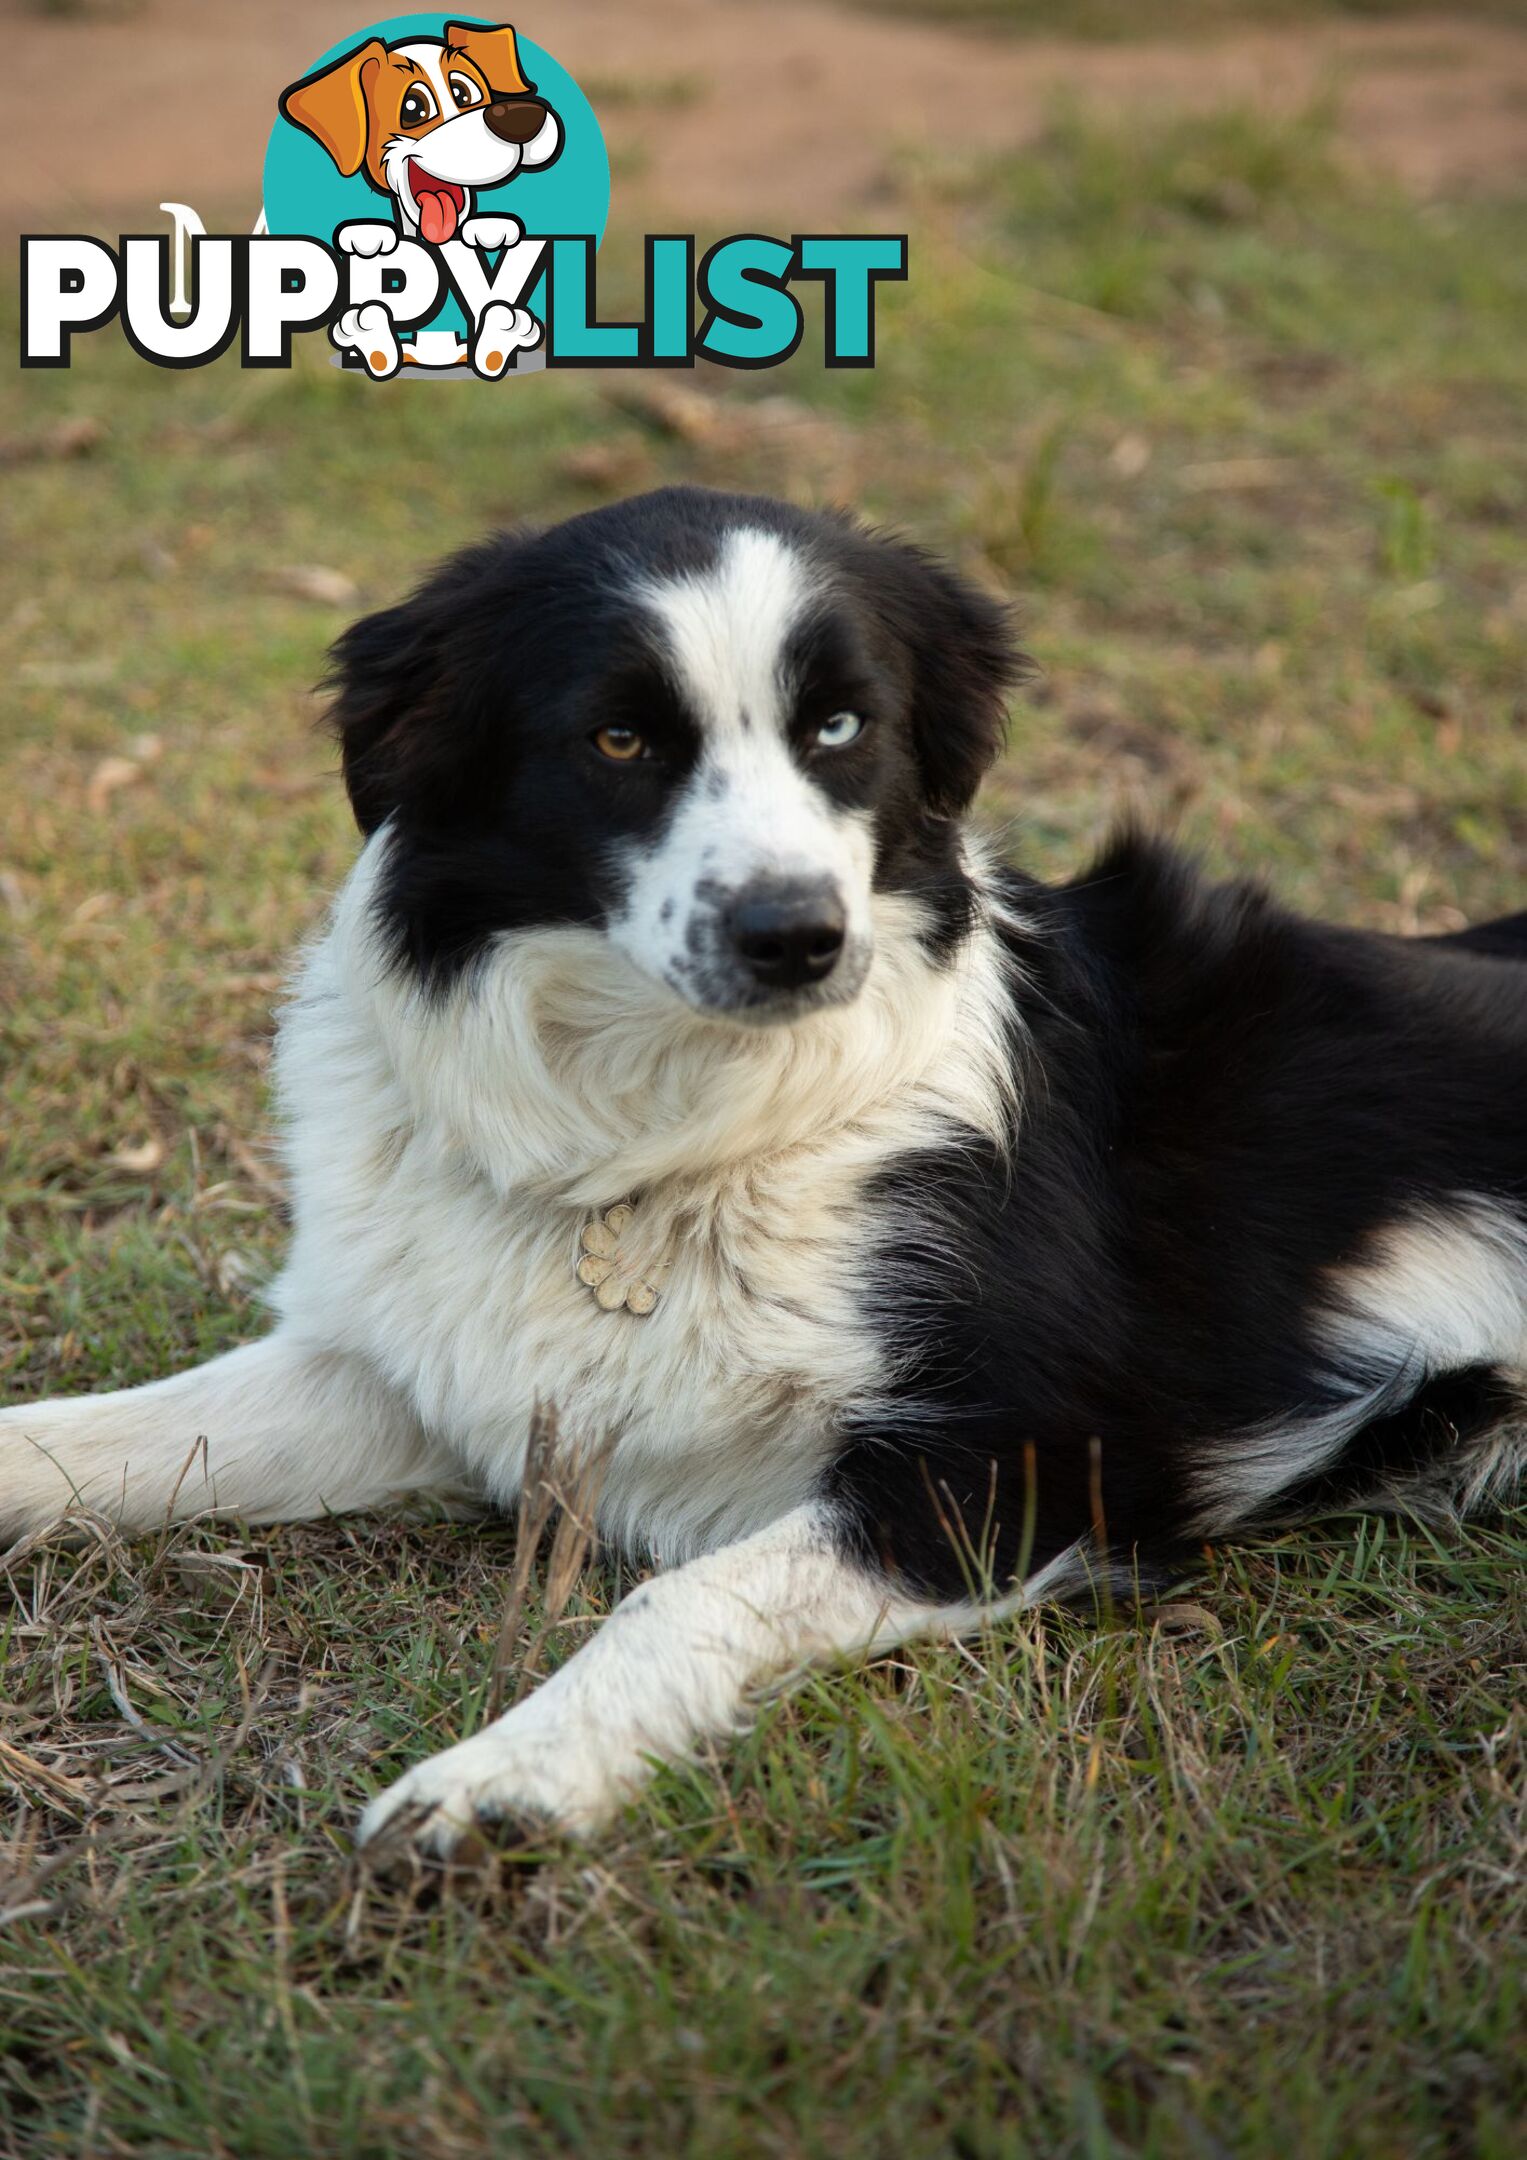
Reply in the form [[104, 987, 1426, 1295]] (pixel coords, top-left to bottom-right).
[[0, 1332, 460, 1545]]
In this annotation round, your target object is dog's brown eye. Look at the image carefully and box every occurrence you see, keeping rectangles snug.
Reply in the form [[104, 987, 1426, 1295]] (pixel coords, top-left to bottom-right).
[[593, 726, 645, 763], [400, 85, 436, 127], [449, 73, 482, 111]]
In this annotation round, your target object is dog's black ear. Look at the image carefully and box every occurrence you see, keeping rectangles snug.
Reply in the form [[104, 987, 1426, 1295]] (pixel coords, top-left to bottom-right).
[[323, 536, 530, 837], [872, 539, 1026, 817]]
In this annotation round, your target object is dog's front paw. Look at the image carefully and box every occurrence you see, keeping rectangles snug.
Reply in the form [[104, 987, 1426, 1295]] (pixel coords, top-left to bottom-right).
[[336, 221, 399, 258], [332, 303, 401, 380], [357, 1715, 615, 1860], [471, 302, 541, 380], [459, 214, 523, 253]]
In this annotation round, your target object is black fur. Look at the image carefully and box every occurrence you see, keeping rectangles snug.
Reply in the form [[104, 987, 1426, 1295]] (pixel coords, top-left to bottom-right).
[[830, 835, 1527, 1599]]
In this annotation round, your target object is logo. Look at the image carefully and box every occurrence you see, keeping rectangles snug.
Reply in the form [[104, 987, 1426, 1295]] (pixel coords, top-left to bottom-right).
[[20, 12, 907, 379]]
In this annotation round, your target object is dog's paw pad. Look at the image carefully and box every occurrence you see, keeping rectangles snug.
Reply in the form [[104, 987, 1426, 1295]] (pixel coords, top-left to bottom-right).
[[358, 1749, 569, 1896], [358, 1798, 551, 1896]]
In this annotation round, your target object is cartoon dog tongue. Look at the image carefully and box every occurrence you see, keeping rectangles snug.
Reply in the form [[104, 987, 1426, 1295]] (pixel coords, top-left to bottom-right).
[[416, 183, 459, 245]]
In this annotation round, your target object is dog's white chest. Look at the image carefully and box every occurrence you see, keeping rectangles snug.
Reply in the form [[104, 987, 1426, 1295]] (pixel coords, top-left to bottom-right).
[[275, 1085, 879, 1559], [269, 859, 1015, 1560]]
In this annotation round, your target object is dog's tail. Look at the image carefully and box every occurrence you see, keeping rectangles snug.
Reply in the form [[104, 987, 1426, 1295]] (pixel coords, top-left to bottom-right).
[[1423, 907, 1527, 961]]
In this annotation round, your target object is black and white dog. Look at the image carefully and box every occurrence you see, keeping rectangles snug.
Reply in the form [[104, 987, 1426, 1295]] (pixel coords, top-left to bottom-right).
[[3, 487, 1524, 1856]]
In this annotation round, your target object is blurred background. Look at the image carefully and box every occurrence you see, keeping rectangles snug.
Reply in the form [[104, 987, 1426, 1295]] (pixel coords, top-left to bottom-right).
[[3, 6, 1526, 2150]]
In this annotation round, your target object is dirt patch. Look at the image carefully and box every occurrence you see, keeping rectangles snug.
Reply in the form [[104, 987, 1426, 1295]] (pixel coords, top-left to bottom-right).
[[6, 0, 1527, 239]]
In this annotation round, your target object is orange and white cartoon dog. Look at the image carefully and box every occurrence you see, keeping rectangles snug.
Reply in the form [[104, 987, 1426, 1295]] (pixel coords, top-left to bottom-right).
[[279, 19, 561, 378]]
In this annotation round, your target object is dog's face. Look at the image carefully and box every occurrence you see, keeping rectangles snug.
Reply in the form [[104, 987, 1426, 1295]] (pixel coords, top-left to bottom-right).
[[327, 489, 1021, 1024], [279, 21, 562, 243]]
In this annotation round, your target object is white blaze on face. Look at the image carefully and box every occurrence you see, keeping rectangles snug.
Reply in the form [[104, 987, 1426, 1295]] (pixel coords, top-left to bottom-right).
[[609, 528, 877, 1018]]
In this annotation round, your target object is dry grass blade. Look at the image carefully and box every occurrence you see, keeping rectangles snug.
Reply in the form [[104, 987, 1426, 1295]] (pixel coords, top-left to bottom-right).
[[483, 1399, 613, 1719], [0, 1736, 92, 1820], [483, 1406, 615, 1723], [482, 1405, 562, 1726], [92, 1629, 199, 1770]]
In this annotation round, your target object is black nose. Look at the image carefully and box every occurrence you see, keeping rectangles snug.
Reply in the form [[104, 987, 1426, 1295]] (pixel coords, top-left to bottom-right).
[[729, 883, 847, 990], [483, 95, 549, 144]]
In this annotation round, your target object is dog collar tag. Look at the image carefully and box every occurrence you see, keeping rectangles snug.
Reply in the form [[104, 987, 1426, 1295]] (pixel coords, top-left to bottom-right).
[[576, 1202, 668, 1316]]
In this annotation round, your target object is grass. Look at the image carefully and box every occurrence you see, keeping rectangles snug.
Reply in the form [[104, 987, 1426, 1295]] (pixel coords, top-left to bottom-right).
[[2, 98, 1526, 2157]]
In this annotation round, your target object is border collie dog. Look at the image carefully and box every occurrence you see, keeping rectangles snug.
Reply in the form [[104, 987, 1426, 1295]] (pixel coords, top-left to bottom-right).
[[3, 487, 1524, 1856]]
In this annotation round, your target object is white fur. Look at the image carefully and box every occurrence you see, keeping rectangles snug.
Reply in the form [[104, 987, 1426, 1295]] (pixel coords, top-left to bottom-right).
[[1196, 1197, 1527, 1525], [1334, 1200, 1527, 1371], [265, 832, 1018, 1561], [0, 1335, 461, 1548], [607, 529, 877, 1016]]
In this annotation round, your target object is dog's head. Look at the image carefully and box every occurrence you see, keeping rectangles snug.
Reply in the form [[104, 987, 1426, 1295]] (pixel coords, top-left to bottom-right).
[[279, 20, 562, 243], [326, 488, 1022, 1025]]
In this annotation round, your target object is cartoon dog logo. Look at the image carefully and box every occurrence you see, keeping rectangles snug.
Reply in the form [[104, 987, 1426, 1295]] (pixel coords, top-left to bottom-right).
[[279, 19, 562, 378]]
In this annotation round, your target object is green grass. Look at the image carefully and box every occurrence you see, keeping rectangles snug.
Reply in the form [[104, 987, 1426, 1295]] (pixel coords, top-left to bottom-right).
[[2, 103, 1525, 2156]]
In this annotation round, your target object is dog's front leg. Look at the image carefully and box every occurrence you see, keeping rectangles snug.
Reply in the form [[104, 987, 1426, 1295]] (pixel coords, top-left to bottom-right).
[[458, 214, 522, 253], [0, 1332, 460, 1544], [357, 1503, 932, 1855], [334, 222, 399, 260]]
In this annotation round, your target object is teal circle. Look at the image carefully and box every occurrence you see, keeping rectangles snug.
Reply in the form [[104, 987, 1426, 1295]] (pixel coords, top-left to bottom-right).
[[261, 12, 609, 339]]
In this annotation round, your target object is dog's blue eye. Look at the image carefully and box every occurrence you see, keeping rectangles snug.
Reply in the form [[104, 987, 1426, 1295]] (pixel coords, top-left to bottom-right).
[[814, 712, 864, 750]]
